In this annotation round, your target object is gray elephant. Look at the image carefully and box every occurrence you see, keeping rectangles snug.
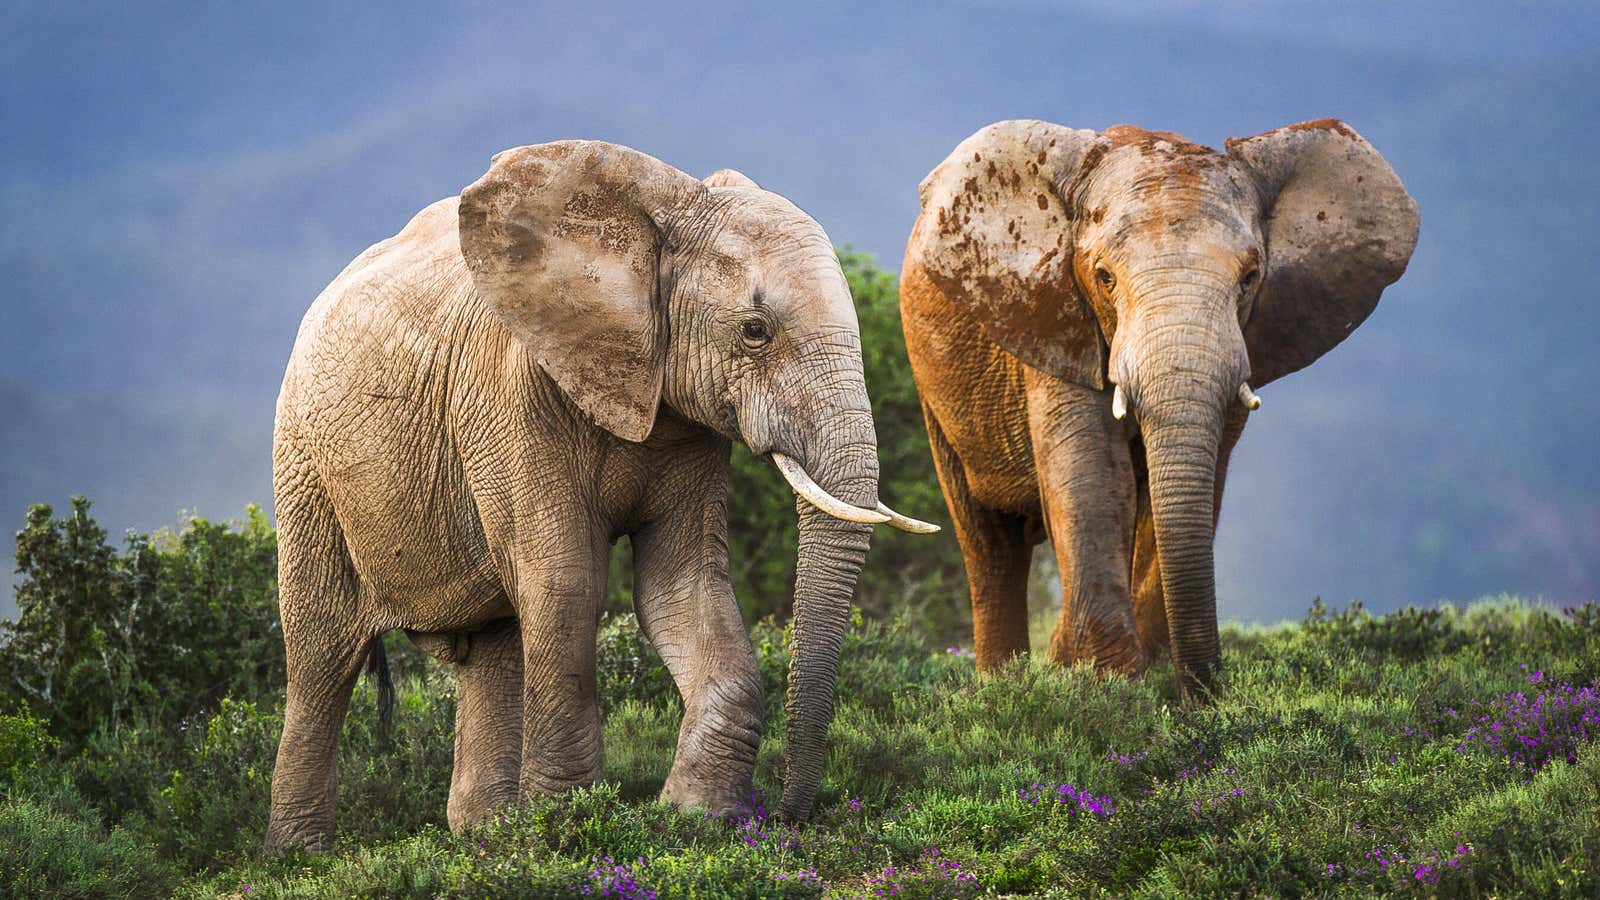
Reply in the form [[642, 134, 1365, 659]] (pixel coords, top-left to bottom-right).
[[266, 142, 934, 852], [901, 119, 1419, 696]]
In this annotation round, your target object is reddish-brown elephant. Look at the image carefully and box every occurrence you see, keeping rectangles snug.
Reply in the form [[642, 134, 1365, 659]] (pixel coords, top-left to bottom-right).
[[901, 119, 1419, 696]]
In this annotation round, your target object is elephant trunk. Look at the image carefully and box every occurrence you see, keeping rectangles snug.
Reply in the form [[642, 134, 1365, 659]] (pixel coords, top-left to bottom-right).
[[776, 419, 878, 820], [1114, 275, 1247, 698]]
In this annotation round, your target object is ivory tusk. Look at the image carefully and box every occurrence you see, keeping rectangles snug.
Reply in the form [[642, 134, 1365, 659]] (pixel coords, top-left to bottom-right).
[[1238, 383, 1262, 410], [1111, 384, 1128, 421], [876, 502, 941, 534], [770, 452, 890, 525]]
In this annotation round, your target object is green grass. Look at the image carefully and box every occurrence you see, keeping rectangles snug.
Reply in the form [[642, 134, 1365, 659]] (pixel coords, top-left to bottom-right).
[[5, 599, 1600, 898]]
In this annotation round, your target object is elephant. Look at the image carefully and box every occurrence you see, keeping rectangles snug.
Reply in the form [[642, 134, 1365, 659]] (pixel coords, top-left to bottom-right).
[[265, 141, 935, 852], [901, 119, 1419, 696]]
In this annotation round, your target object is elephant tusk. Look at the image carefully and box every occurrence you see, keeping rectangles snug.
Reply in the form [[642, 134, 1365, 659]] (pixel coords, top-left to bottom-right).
[[876, 502, 941, 534], [1238, 382, 1262, 410], [770, 453, 890, 525], [1111, 384, 1128, 421]]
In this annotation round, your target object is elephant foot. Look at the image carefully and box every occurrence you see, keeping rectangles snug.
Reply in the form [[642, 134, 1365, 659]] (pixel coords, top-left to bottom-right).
[[659, 772, 751, 819], [447, 774, 519, 832], [1049, 636, 1149, 678], [1098, 648, 1151, 679], [263, 815, 335, 855]]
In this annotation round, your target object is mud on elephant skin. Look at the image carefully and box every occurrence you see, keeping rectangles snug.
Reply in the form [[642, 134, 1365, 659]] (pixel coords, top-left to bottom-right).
[[901, 119, 1418, 696], [265, 142, 936, 852]]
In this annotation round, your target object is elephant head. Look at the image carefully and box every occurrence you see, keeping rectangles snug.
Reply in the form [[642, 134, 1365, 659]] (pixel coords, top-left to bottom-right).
[[456, 141, 934, 818], [914, 120, 1418, 696]]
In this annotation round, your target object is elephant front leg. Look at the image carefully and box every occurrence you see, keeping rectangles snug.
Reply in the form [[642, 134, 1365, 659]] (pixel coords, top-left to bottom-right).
[[445, 620, 524, 831], [508, 540, 609, 798], [631, 474, 763, 815], [1026, 374, 1144, 675]]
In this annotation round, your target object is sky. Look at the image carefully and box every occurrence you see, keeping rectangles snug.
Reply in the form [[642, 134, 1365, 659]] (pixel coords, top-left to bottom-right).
[[3, 1, 1598, 622]]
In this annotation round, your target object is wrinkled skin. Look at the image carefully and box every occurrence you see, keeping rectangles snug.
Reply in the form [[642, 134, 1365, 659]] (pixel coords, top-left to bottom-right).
[[267, 145, 892, 852], [902, 119, 1419, 696]]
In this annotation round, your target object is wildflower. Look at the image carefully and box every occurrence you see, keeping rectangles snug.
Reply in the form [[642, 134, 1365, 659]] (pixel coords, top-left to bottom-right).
[[1018, 781, 1115, 817], [572, 856, 656, 899], [865, 848, 980, 898], [1456, 676, 1600, 773]]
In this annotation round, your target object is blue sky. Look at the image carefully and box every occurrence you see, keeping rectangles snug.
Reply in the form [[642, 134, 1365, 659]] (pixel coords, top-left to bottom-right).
[[3, 1, 1598, 620]]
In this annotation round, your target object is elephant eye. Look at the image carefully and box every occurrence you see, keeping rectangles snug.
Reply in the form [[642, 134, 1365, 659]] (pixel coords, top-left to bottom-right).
[[741, 318, 771, 345], [1094, 267, 1117, 293], [1240, 267, 1260, 292]]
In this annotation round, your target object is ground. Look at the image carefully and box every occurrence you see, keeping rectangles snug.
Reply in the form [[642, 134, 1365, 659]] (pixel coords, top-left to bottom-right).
[[6, 596, 1596, 898]]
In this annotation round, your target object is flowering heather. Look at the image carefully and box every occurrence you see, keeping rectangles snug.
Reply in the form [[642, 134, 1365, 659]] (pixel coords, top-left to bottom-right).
[[1456, 673, 1600, 772], [1324, 826, 1473, 886], [1017, 781, 1115, 817], [775, 868, 822, 886], [1105, 747, 1148, 770], [730, 796, 805, 853], [10, 591, 1600, 897], [571, 857, 655, 899], [865, 847, 980, 899]]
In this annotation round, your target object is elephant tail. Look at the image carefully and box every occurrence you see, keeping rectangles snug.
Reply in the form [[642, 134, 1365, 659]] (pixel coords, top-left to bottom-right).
[[367, 636, 396, 743]]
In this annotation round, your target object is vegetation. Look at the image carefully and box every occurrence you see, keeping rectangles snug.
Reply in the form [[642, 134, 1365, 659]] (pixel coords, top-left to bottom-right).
[[4, 500, 1599, 897], [4, 254, 1596, 896]]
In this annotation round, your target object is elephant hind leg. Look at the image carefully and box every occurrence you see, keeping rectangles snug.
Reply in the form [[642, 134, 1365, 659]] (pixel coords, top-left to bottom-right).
[[265, 458, 378, 853], [445, 618, 523, 831], [922, 402, 1032, 670]]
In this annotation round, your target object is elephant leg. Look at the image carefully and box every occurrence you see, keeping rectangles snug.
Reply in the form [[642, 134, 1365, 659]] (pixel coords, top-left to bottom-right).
[[446, 619, 523, 831], [1131, 405, 1248, 653], [265, 465, 375, 853], [1025, 374, 1143, 675], [508, 530, 608, 797], [1130, 484, 1167, 652], [631, 459, 763, 814], [922, 401, 1032, 670]]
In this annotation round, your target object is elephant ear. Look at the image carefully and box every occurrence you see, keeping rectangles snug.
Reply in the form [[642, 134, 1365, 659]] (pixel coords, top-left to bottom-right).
[[459, 140, 703, 442], [702, 168, 760, 189], [912, 120, 1106, 388], [1226, 119, 1420, 387]]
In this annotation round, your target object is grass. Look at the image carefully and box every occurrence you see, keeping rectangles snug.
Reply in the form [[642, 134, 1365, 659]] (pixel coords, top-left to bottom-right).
[[5, 598, 1600, 897]]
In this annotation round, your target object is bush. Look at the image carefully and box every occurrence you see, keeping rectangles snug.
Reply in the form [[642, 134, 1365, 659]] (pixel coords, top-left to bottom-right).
[[596, 612, 675, 714], [0, 785, 177, 899], [0, 712, 55, 787], [1, 498, 282, 753]]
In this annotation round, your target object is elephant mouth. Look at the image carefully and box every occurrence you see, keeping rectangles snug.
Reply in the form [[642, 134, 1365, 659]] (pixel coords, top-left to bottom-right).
[[767, 452, 939, 534]]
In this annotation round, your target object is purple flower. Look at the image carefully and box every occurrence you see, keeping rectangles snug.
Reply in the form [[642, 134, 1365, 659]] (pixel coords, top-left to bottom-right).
[[1018, 781, 1115, 817], [865, 848, 980, 898], [572, 857, 656, 899], [1456, 676, 1600, 773]]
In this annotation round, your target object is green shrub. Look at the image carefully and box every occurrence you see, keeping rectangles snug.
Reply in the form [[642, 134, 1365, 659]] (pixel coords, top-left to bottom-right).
[[0, 785, 177, 899], [155, 697, 281, 867], [596, 612, 675, 714], [2, 498, 282, 753], [0, 711, 55, 787]]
